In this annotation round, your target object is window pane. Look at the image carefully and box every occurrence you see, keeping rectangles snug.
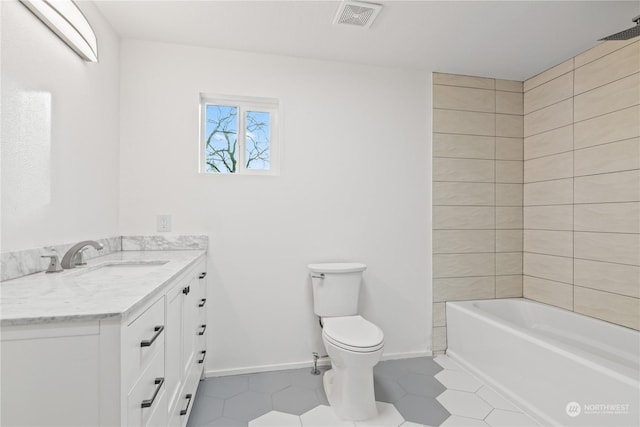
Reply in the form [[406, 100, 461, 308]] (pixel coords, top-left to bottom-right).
[[245, 110, 270, 170], [204, 105, 238, 173]]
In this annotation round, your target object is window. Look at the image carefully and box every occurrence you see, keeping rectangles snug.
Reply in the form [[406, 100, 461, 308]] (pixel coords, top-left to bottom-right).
[[200, 95, 280, 175]]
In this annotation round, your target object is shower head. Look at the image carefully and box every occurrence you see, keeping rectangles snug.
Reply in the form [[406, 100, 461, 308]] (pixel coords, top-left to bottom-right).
[[599, 15, 640, 40]]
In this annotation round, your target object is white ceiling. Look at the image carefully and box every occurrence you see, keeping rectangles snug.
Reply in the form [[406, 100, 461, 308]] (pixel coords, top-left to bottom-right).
[[93, 0, 640, 81]]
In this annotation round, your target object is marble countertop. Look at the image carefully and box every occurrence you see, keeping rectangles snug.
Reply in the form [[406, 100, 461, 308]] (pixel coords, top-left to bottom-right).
[[0, 250, 206, 326]]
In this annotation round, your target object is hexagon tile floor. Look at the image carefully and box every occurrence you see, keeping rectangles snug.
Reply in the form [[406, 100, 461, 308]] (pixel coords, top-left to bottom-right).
[[187, 355, 540, 427]]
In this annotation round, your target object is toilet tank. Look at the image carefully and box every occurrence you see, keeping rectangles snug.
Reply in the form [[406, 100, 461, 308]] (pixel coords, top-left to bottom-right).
[[308, 262, 367, 317]]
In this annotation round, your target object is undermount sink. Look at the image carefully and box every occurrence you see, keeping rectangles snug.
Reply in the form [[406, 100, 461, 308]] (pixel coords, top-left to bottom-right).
[[72, 261, 169, 279]]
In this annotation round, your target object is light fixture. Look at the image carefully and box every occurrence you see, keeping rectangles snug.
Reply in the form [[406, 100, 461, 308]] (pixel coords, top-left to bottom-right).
[[20, 0, 98, 62]]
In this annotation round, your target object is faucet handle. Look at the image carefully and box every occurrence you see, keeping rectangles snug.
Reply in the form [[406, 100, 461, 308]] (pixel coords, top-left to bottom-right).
[[41, 253, 64, 273]]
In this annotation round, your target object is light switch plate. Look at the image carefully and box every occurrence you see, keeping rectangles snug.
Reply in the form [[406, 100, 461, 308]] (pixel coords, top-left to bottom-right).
[[157, 214, 172, 232]]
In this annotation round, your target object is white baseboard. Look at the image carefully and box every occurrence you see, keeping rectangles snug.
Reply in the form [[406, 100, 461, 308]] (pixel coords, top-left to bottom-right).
[[204, 349, 432, 378]]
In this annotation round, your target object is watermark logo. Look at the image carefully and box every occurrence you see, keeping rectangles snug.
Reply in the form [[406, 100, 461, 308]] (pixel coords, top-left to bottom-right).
[[566, 402, 581, 417], [565, 401, 630, 417]]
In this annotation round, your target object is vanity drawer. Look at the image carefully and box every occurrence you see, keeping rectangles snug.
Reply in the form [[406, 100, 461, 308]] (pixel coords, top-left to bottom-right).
[[124, 296, 165, 390], [127, 347, 166, 427]]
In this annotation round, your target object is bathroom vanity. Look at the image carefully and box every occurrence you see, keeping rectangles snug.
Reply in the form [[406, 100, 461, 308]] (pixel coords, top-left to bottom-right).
[[0, 250, 207, 427]]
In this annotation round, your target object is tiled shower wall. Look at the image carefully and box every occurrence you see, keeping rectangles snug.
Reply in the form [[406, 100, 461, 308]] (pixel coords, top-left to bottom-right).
[[522, 38, 640, 330], [432, 73, 524, 352]]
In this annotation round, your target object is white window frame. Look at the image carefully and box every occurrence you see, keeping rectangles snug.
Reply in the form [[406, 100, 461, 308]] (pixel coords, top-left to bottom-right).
[[199, 94, 280, 175]]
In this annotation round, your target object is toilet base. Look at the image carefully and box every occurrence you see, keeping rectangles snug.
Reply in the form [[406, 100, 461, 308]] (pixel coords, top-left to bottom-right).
[[323, 364, 378, 421]]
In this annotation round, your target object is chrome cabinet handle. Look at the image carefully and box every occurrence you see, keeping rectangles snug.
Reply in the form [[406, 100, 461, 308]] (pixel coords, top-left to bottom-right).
[[199, 272, 207, 279], [140, 325, 164, 347], [198, 324, 207, 336], [198, 350, 206, 364], [199, 298, 207, 308], [141, 377, 164, 408], [179, 394, 193, 416]]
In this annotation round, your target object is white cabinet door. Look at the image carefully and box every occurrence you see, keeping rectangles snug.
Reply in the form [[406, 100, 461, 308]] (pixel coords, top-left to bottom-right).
[[181, 277, 198, 380], [165, 280, 185, 417]]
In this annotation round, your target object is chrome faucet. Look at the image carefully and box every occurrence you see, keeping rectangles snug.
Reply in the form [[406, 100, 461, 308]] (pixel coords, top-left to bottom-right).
[[61, 240, 104, 269]]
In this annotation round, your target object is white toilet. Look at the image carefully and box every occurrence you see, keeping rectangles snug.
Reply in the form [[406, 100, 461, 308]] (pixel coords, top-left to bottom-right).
[[308, 262, 384, 421]]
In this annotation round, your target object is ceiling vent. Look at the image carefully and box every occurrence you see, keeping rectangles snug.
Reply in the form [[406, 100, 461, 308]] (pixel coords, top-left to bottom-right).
[[333, 1, 383, 29]]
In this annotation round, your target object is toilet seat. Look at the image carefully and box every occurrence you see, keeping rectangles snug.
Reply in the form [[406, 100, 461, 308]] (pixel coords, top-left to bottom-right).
[[322, 315, 384, 353]]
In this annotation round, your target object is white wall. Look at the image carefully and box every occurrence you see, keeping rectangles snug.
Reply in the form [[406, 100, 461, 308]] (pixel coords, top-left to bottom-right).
[[1, 1, 120, 251], [119, 40, 432, 373]]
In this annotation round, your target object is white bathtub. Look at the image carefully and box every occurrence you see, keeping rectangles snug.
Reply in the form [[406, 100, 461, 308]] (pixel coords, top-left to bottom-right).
[[446, 298, 640, 427]]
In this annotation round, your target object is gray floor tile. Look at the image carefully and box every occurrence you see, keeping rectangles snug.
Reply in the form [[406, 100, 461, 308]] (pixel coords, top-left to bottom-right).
[[401, 357, 444, 376], [397, 373, 446, 398], [223, 391, 272, 422], [316, 386, 330, 406], [209, 417, 248, 427], [288, 367, 327, 389], [201, 375, 249, 399], [374, 375, 407, 403], [248, 371, 292, 393], [374, 360, 410, 380], [187, 391, 224, 426], [272, 386, 321, 415], [395, 394, 450, 426]]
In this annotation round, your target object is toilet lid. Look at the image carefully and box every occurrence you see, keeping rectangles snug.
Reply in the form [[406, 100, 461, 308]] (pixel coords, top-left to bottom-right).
[[322, 315, 384, 350]]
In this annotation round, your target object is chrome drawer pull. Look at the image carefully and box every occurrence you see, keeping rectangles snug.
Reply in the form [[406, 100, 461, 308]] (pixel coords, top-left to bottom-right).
[[198, 350, 206, 364], [141, 377, 164, 408], [198, 324, 207, 336], [140, 325, 164, 347], [199, 298, 207, 308], [179, 393, 193, 416], [199, 272, 207, 279]]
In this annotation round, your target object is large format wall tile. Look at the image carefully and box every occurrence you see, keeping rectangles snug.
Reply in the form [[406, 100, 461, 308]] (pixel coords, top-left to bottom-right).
[[496, 184, 523, 206], [433, 230, 495, 254], [523, 275, 573, 310], [433, 73, 495, 89], [496, 275, 523, 297], [496, 160, 523, 183], [524, 230, 573, 257], [524, 58, 573, 91], [574, 259, 640, 298], [496, 253, 523, 275], [524, 152, 573, 183], [496, 137, 523, 160], [574, 41, 640, 95], [433, 302, 446, 327], [433, 253, 496, 278], [496, 114, 523, 138], [574, 232, 640, 266], [433, 182, 495, 206], [574, 138, 640, 177], [496, 80, 523, 92], [496, 207, 523, 229], [524, 252, 573, 284], [524, 125, 573, 160], [433, 206, 495, 229], [574, 170, 640, 203], [433, 158, 494, 182], [574, 105, 640, 150], [574, 286, 640, 330], [574, 38, 638, 68], [433, 134, 495, 159], [496, 230, 523, 252], [496, 91, 523, 114], [574, 202, 640, 233], [433, 109, 496, 136], [574, 73, 640, 122], [434, 85, 495, 112], [524, 71, 573, 114], [524, 205, 573, 231], [433, 276, 495, 302], [523, 179, 573, 206], [524, 98, 573, 137]]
